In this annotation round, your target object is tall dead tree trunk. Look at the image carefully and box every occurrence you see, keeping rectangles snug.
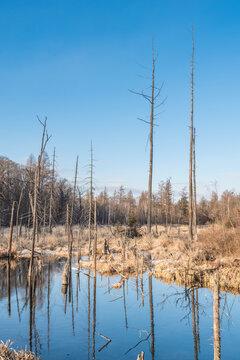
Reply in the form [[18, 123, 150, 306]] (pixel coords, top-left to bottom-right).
[[193, 127, 197, 240], [49, 147, 55, 234], [28, 118, 51, 279], [8, 201, 15, 258], [68, 156, 78, 261], [43, 200, 46, 247], [147, 47, 155, 234], [189, 25, 194, 241], [16, 188, 23, 243], [70, 156, 78, 227], [88, 142, 93, 254], [130, 43, 165, 234], [93, 199, 97, 274], [92, 199, 97, 360]]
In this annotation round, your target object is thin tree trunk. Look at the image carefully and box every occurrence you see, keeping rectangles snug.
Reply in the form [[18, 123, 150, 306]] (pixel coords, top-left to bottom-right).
[[191, 288, 198, 360], [7, 259, 11, 316], [123, 279, 128, 329], [213, 272, 221, 360], [189, 25, 194, 242], [43, 201, 46, 248], [70, 156, 78, 227], [67, 204, 70, 263], [147, 45, 155, 234], [28, 118, 50, 279], [27, 205, 31, 239], [49, 147, 55, 234], [149, 273, 155, 360], [19, 215, 23, 243], [47, 262, 50, 351], [108, 204, 111, 226], [93, 200, 97, 275], [8, 201, 15, 258], [16, 188, 23, 243], [193, 127, 197, 240], [68, 156, 78, 262], [87, 269, 91, 360], [92, 200, 97, 360], [88, 143, 93, 253]]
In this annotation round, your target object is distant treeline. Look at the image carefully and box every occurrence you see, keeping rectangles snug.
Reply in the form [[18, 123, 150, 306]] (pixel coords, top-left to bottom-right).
[[0, 154, 239, 229]]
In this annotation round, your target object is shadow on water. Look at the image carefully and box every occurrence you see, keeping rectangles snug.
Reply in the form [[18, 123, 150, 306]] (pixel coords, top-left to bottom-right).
[[0, 258, 236, 359]]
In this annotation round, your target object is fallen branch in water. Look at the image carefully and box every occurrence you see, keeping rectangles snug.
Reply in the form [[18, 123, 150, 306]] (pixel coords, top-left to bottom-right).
[[97, 332, 112, 353], [109, 296, 123, 302], [124, 333, 151, 355]]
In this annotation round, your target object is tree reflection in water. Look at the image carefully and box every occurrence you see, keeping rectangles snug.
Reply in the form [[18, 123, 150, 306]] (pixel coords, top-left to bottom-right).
[[1, 259, 239, 360]]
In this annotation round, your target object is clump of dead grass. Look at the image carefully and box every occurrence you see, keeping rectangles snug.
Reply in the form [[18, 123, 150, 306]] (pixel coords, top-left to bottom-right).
[[0, 340, 40, 360], [197, 226, 240, 260]]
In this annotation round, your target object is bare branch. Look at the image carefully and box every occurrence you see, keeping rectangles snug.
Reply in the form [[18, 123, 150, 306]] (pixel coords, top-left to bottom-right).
[[137, 118, 159, 127], [129, 89, 152, 104]]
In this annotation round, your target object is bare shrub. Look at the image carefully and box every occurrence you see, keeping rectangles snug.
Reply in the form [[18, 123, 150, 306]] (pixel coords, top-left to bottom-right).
[[197, 227, 240, 259]]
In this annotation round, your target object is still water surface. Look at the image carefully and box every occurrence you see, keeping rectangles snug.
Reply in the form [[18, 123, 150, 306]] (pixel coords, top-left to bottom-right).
[[0, 259, 240, 359]]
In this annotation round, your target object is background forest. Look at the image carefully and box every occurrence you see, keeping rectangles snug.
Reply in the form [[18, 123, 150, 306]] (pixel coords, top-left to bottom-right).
[[1, 154, 238, 230]]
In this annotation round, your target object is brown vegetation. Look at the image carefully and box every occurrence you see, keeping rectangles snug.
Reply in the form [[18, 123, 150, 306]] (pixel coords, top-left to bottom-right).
[[2, 222, 240, 292], [0, 340, 40, 360]]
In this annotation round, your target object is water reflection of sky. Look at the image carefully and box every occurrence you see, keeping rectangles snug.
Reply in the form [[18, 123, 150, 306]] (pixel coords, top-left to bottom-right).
[[0, 259, 240, 359]]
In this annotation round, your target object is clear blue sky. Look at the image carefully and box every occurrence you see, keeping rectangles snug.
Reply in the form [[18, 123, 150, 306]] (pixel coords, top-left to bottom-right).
[[1, 0, 240, 199]]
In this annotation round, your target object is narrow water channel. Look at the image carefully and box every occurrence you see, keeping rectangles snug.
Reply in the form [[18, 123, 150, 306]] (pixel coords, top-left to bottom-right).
[[0, 258, 239, 359]]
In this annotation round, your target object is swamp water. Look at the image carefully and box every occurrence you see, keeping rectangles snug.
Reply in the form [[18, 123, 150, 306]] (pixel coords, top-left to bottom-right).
[[0, 259, 240, 359]]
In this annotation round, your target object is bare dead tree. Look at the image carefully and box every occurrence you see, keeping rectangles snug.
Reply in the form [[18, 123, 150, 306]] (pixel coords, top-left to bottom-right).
[[189, 24, 194, 241], [28, 117, 51, 279], [8, 201, 15, 258], [43, 200, 46, 247], [88, 142, 93, 253], [49, 147, 55, 234], [130, 42, 166, 233], [70, 156, 78, 227], [16, 188, 23, 242], [92, 199, 97, 359], [68, 156, 78, 262], [193, 127, 197, 240], [93, 199, 97, 275]]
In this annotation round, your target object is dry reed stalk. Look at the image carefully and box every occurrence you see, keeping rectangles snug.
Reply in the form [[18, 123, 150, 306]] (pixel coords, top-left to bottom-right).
[[0, 340, 40, 360]]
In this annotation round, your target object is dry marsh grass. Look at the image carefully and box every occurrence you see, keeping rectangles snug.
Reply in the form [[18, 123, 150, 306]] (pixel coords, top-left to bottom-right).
[[2, 223, 240, 291], [197, 225, 240, 259], [0, 340, 40, 360]]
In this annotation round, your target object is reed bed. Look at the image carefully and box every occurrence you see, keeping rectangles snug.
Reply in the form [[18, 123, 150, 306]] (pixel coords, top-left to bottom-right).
[[0, 340, 40, 360], [2, 224, 240, 293]]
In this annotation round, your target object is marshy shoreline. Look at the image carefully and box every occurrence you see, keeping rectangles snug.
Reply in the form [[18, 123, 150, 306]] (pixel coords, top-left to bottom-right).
[[1, 224, 240, 293]]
